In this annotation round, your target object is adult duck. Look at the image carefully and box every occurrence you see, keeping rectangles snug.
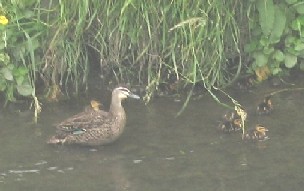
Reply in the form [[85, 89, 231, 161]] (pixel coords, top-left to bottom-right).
[[48, 86, 140, 146]]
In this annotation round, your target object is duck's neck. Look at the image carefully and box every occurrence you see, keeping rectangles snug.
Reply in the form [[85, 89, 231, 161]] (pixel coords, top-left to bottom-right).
[[109, 96, 125, 116]]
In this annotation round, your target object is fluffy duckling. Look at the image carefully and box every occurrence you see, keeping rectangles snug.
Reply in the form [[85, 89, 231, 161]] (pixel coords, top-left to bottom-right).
[[224, 106, 247, 122], [236, 76, 255, 90], [218, 118, 242, 133], [257, 95, 273, 115], [223, 110, 240, 122], [219, 107, 247, 133], [243, 124, 269, 141], [84, 100, 102, 112]]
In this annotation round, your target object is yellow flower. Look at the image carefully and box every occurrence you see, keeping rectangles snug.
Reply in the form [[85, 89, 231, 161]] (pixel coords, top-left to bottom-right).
[[0, 16, 8, 25]]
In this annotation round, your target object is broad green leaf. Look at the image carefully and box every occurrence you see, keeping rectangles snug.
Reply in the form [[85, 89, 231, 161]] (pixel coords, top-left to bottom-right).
[[253, 52, 268, 67], [263, 46, 274, 55], [244, 41, 258, 53], [16, 84, 33, 96], [259, 37, 269, 47], [0, 42, 5, 50], [257, 0, 275, 36], [13, 66, 28, 77], [1, 68, 13, 81], [296, 4, 304, 14], [294, 41, 304, 51], [285, 36, 296, 47], [15, 76, 24, 86], [269, 5, 286, 43], [273, 50, 285, 62], [272, 67, 282, 75], [285, 53, 297, 68], [286, 47, 299, 56], [298, 16, 304, 25]]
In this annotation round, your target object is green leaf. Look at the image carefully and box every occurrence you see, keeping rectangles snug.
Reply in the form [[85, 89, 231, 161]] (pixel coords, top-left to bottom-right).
[[253, 52, 268, 67], [7, 64, 14, 70], [273, 50, 285, 62], [285, 0, 298, 4], [0, 42, 5, 50], [257, 0, 275, 36], [291, 19, 300, 31], [15, 76, 24, 86], [269, 5, 286, 43], [16, 84, 33, 96], [298, 16, 304, 25], [244, 41, 258, 53], [286, 47, 299, 56], [259, 37, 269, 47], [285, 36, 296, 47], [263, 46, 274, 55], [13, 66, 28, 77], [294, 41, 304, 51], [285, 53, 297, 68], [296, 4, 304, 14], [272, 67, 282, 75], [0, 53, 10, 65], [1, 68, 13, 81]]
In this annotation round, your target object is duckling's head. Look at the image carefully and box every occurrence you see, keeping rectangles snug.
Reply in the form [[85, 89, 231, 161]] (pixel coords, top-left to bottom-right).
[[90, 100, 102, 111], [264, 95, 272, 106], [255, 124, 268, 135]]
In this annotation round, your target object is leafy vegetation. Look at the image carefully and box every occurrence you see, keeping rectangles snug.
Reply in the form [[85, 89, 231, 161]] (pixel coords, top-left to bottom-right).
[[245, 0, 304, 81], [0, 0, 303, 118]]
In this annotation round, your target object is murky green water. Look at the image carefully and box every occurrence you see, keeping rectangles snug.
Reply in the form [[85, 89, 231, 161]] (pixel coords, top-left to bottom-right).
[[1, 80, 304, 191]]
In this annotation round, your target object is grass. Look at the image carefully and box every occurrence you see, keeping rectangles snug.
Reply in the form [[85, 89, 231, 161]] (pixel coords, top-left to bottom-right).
[[1, 0, 249, 118]]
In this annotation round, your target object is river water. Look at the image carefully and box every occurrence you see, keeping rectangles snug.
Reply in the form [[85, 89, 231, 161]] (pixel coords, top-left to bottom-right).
[[0, 76, 304, 191]]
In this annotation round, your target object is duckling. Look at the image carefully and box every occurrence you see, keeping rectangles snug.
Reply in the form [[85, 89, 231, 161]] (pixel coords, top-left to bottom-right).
[[236, 76, 255, 90], [84, 100, 102, 112], [243, 124, 269, 141], [218, 118, 242, 133], [48, 86, 140, 146], [223, 106, 247, 122], [223, 110, 240, 122], [218, 121, 233, 133], [219, 106, 247, 133], [257, 95, 273, 115]]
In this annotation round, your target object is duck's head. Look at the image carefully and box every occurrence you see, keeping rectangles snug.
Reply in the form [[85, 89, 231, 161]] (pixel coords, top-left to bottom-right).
[[255, 124, 268, 135], [264, 96, 272, 106], [113, 87, 140, 100]]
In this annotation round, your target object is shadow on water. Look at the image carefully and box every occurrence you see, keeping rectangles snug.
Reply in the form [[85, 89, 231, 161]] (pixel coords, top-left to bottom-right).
[[1, 76, 304, 191]]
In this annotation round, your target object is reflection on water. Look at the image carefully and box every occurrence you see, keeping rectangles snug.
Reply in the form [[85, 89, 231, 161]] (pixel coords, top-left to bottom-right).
[[1, 81, 304, 191]]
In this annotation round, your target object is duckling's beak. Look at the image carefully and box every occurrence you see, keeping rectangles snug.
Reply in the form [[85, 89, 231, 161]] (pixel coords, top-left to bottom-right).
[[128, 93, 140, 99]]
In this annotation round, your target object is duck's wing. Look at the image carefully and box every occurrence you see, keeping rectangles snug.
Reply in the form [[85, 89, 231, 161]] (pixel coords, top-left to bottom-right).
[[56, 110, 110, 133]]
